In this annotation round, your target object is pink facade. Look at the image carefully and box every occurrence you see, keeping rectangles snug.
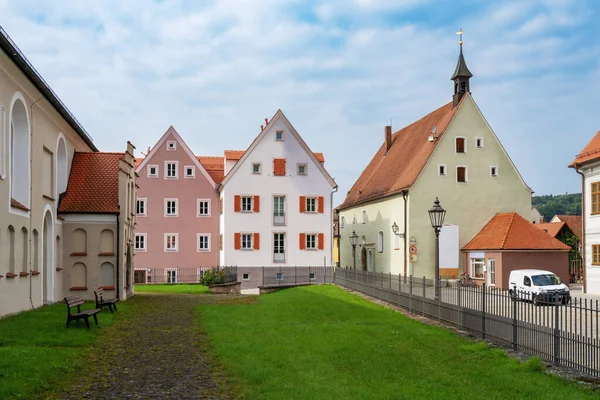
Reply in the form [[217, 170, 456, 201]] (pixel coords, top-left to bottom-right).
[[134, 127, 220, 283]]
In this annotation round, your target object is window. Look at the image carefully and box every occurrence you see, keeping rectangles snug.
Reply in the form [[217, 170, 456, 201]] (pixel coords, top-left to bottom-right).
[[273, 158, 286, 176], [241, 196, 253, 212], [306, 197, 317, 213], [165, 233, 178, 251], [242, 233, 253, 250], [310, 272, 316, 280], [166, 268, 178, 283], [276, 130, 284, 141], [135, 234, 146, 251], [276, 272, 283, 280], [470, 258, 484, 279], [197, 199, 210, 216], [10, 98, 30, 208], [377, 231, 384, 253], [136, 199, 146, 216], [362, 210, 367, 224], [298, 163, 307, 175], [134, 270, 147, 284], [457, 166, 467, 183], [489, 259, 496, 285], [592, 183, 600, 214], [252, 163, 261, 174], [306, 234, 317, 250], [274, 195, 286, 225], [340, 217, 345, 228], [455, 137, 466, 153], [165, 199, 178, 216], [167, 141, 176, 150], [242, 273, 250, 281], [185, 166, 195, 178], [524, 276, 531, 287], [148, 165, 158, 177], [197, 234, 210, 251], [42, 147, 54, 198], [165, 162, 178, 178], [476, 137, 483, 149], [593, 245, 600, 265], [490, 166, 498, 177], [274, 233, 286, 262], [438, 164, 446, 176]]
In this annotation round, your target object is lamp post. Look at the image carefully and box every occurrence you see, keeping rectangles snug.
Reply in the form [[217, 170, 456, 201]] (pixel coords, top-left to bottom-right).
[[350, 230, 358, 269], [428, 197, 446, 300]]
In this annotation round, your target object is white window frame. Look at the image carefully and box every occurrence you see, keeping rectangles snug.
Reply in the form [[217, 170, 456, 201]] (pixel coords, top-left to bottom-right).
[[456, 165, 468, 184], [197, 199, 211, 217], [273, 232, 286, 263], [165, 161, 178, 179], [488, 258, 496, 286], [470, 258, 485, 279], [475, 137, 484, 149], [135, 233, 147, 252], [275, 130, 284, 141], [242, 273, 250, 281], [306, 233, 317, 250], [455, 136, 467, 154], [241, 196, 253, 213], [438, 164, 446, 176], [184, 165, 195, 178], [165, 198, 178, 217], [252, 162, 261, 174], [377, 231, 384, 253], [298, 163, 308, 176], [136, 198, 147, 217], [197, 233, 211, 252], [166, 140, 177, 151], [490, 165, 498, 178], [306, 197, 317, 213], [273, 195, 286, 226], [241, 233, 253, 250], [147, 165, 158, 178], [165, 268, 178, 283], [164, 233, 178, 252]]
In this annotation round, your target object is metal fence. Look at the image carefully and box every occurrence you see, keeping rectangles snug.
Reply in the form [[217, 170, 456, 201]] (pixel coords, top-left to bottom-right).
[[256, 266, 334, 287], [334, 268, 600, 378], [136, 266, 238, 284]]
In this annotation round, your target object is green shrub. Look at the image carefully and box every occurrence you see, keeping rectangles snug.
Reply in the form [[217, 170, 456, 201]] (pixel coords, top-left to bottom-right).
[[200, 269, 225, 286]]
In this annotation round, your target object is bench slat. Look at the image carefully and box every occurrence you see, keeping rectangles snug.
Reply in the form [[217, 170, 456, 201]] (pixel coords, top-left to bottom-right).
[[66, 296, 84, 307]]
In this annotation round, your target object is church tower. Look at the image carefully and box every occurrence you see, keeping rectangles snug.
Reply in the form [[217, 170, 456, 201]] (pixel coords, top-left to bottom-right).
[[451, 30, 473, 108]]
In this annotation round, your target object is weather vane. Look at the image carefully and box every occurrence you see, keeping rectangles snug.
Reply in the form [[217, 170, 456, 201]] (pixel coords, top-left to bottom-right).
[[456, 28, 463, 45]]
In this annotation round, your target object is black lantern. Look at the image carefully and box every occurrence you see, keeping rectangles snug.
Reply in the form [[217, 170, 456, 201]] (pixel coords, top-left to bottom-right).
[[391, 222, 399, 235], [349, 230, 358, 269], [428, 197, 446, 235]]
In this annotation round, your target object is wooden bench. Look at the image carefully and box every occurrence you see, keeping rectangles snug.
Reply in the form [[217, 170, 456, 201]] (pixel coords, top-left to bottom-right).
[[64, 296, 100, 329], [94, 287, 118, 313]]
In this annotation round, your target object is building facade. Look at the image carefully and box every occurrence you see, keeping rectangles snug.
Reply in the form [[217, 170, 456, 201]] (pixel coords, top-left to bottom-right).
[[134, 127, 221, 283], [218, 110, 337, 291]]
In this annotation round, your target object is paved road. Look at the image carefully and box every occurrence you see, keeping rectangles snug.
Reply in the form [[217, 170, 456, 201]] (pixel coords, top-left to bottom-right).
[[60, 294, 232, 400]]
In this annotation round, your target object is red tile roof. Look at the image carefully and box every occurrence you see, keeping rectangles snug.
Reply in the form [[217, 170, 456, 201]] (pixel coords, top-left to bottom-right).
[[58, 152, 124, 213], [338, 101, 460, 210], [224, 150, 245, 161], [554, 215, 582, 239], [533, 222, 565, 238], [462, 212, 571, 251], [570, 130, 600, 166], [197, 156, 225, 184]]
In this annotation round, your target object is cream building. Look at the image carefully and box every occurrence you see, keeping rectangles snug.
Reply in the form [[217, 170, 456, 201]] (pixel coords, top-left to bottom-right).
[[0, 27, 135, 317], [337, 42, 532, 280]]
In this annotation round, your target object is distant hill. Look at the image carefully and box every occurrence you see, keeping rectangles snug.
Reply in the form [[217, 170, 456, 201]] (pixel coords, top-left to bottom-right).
[[532, 193, 581, 222]]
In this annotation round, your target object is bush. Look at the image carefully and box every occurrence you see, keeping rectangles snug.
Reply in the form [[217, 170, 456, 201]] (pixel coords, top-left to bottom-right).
[[200, 268, 225, 286]]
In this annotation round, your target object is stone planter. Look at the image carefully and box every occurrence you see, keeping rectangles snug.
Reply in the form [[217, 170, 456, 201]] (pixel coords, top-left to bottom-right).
[[208, 281, 241, 294]]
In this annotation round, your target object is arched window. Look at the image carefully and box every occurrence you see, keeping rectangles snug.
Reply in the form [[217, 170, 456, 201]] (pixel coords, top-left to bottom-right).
[[72, 228, 87, 254], [55, 235, 61, 270], [8, 226, 15, 274], [21, 227, 28, 273], [10, 97, 30, 208], [32, 229, 39, 272], [100, 262, 115, 288], [71, 262, 87, 289], [377, 231, 384, 253], [56, 137, 67, 196], [100, 229, 114, 254]]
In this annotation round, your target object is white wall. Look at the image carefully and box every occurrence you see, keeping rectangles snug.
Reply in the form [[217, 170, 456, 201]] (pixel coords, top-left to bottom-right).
[[583, 164, 600, 294]]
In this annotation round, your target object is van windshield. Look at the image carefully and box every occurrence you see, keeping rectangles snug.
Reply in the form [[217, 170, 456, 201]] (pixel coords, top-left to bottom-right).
[[531, 274, 561, 286]]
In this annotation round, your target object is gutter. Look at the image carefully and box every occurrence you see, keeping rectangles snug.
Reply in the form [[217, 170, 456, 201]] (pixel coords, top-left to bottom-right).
[[330, 186, 338, 269], [116, 206, 121, 300], [402, 190, 408, 277]]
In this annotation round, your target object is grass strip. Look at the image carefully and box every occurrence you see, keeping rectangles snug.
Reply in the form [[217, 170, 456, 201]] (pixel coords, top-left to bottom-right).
[[134, 283, 209, 294]]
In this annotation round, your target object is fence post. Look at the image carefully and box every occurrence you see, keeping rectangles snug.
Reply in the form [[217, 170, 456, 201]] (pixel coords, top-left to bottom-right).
[[553, 294, 560, 367], [409, 275, 412, 313], [262, 266, 264, 287], [279, 265, 282, 286], [482, 283, 486, 340], [422, 276, 426, 316], [512, 285, 517, 351], [389, 272, 392, 290], [295, 266, 297, 285]]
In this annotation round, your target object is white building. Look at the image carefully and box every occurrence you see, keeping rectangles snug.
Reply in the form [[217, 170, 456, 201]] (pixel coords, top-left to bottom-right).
[[570, 131, 600, 294], [218, 110, 337, 291]]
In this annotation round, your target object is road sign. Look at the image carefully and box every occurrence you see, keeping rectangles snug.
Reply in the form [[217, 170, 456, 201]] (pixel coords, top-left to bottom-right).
[[409, 236, 417, 245], [409, 245, 418, 254], [409, 254, 417, 262]]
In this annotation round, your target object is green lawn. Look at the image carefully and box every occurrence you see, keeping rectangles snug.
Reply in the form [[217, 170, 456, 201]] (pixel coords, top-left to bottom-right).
[[196, 285, 599, 400], [134, 283, 209, 294], [0, 300, 126, 399]]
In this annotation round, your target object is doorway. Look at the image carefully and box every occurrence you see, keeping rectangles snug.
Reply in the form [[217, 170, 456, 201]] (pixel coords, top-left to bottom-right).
[[361, 247, 367, 271]]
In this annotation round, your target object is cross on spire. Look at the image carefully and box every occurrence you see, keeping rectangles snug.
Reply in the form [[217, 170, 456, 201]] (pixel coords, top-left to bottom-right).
[[456, 28, 463, 46]]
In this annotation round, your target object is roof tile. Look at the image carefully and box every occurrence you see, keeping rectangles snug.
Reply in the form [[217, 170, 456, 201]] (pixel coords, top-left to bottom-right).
[[533, 222, 565, 238], [554, 215, 582, 239]]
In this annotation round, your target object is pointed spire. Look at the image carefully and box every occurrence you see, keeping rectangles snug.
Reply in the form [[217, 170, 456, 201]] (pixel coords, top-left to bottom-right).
[[451, 29, 473, 107]]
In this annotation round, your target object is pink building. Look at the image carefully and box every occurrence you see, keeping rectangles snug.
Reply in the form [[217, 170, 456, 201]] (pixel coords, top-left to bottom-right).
[[133, 127, 223, 283]]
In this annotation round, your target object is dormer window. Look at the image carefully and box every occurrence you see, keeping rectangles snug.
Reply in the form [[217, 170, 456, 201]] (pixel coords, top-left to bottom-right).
[[167, 141, 176, 151], [275, 130, 284, 141], [456, 137, 466, 153]]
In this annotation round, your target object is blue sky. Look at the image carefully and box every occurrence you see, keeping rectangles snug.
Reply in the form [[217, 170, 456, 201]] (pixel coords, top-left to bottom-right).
[[1, 0, 599, 205]]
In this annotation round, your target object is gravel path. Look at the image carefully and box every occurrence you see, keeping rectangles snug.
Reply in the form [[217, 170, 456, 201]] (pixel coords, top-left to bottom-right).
[[59, 294, 233, 400]]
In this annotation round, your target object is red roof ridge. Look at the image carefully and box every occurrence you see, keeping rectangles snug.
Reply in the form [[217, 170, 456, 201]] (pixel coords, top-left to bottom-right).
[[501, 212, 516, 248], [570, 130, 600, 166]]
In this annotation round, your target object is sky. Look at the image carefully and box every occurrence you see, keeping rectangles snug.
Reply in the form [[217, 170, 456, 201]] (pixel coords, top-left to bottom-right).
[[1, 0, 599, 206]]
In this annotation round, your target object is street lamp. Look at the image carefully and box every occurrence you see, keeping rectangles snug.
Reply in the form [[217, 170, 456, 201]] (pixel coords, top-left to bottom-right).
[[428, 197, 446, 300], [391, 222, 404, 238], [349, 230, 359, 269]]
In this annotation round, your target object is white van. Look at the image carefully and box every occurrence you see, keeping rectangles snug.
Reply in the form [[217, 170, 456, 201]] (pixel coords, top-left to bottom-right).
[[508, 269, 570, 305]]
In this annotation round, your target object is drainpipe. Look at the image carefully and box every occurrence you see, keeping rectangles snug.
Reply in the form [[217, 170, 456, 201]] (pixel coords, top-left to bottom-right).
[[575, 167, 586, 293], [402, 190, 408, 277], [116, 206, 121, 300], [335, 208, 341, 268], [331, 186, 338, 268]]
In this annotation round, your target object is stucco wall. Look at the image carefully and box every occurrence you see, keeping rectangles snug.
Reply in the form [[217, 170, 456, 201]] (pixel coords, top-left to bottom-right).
[[581, 162, 600, 294], [500, 252, 569, 289]]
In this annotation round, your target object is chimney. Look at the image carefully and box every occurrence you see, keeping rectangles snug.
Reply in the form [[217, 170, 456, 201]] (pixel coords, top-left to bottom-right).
[[265, 117, 269, 125], [385, 125, 392, 153]]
